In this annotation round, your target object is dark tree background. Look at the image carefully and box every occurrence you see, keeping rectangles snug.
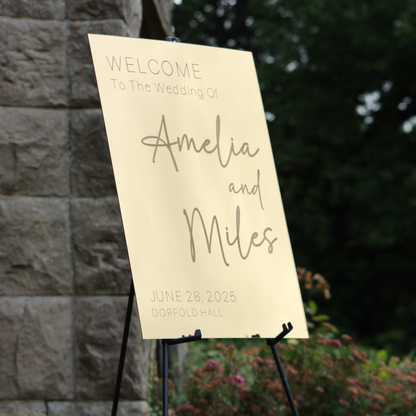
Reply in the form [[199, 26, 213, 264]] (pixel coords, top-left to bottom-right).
[[173, 0, 416, 354]]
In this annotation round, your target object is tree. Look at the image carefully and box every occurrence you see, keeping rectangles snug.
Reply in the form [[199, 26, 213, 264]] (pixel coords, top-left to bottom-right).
[[173, 0, 416, 353]]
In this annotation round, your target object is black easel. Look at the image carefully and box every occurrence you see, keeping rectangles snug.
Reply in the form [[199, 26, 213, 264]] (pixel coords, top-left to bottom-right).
[[111, 281, 299, 416], [110, 278, 202, 416]]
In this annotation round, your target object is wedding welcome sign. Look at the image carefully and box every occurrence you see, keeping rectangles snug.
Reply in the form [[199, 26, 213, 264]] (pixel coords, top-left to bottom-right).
[[88, 34, 308, 339]]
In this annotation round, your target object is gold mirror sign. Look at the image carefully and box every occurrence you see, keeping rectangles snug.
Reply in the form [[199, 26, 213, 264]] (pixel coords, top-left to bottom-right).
[[88, 34, 308, 339]]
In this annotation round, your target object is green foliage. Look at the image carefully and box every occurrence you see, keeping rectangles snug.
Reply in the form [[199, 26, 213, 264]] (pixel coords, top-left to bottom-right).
[[173, 0, 416, 353], [149, 329, 416, 416]]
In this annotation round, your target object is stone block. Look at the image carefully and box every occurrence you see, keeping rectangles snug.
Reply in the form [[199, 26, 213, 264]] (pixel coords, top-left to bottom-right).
[[70, 109, 116, 197], [0, 0, 65, 20], [71, 197, 131, 294], [0, 197, 72, 295], [48, 401, 149, 416], [0, 401, 47, 416], [67, 0, 142, 37], [0, 17, 67, 107], [0, 107, 69, 196], [74, 297, 150, 400], [0, 297, 73, 400], [68, 20, 130, 107]]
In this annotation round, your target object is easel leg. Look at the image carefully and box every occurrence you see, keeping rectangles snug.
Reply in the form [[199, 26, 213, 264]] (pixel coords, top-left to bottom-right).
[[269, 342, 299, 416], [111, 279, 135, 416], [162, 340, 169, 416], [161, 330, 202, 416], [267, 323, 300, 416]]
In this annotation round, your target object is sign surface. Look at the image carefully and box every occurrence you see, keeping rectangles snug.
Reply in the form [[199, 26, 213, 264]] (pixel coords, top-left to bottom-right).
[[88, 34, 308, 339]]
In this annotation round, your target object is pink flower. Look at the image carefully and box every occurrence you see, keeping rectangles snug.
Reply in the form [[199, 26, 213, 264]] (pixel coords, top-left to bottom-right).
[[328, 339, 342, 349], [233, 375, 245, 383], [408, 376, 416, 384], [177, 404, 195, 412], [204, 359, 223, 372]]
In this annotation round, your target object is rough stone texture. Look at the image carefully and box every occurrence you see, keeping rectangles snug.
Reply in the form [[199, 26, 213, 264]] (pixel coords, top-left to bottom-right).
[[0, 107, 69, 196], [71, 197, 131, 294], [0, 18, 67, 108], [67, 0, 142, 37], [0, 1, 65, 20], [68, 20, 130, 107], [0, 297, 73, 400], [0, 401, 148, 416], [70, 109, 116, 197], [48, 401, 149, 416], [0, 401, 47, 416], [0, 197, 72, 296], [74, 297, 150, 400]]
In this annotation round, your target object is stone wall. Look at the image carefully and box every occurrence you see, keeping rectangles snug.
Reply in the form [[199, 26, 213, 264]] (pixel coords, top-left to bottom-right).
[[0, 1, 173, 415]]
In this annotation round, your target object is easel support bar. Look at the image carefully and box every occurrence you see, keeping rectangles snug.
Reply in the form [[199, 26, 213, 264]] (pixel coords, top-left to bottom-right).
[[267, 322, 300, 416], [111, 280, 135, 416]]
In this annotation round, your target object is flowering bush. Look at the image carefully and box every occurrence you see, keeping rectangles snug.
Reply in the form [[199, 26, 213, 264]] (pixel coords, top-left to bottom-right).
[[148, 270, 416, 415], [149, 332, 415, 416], [149, 324, 416, 416]]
